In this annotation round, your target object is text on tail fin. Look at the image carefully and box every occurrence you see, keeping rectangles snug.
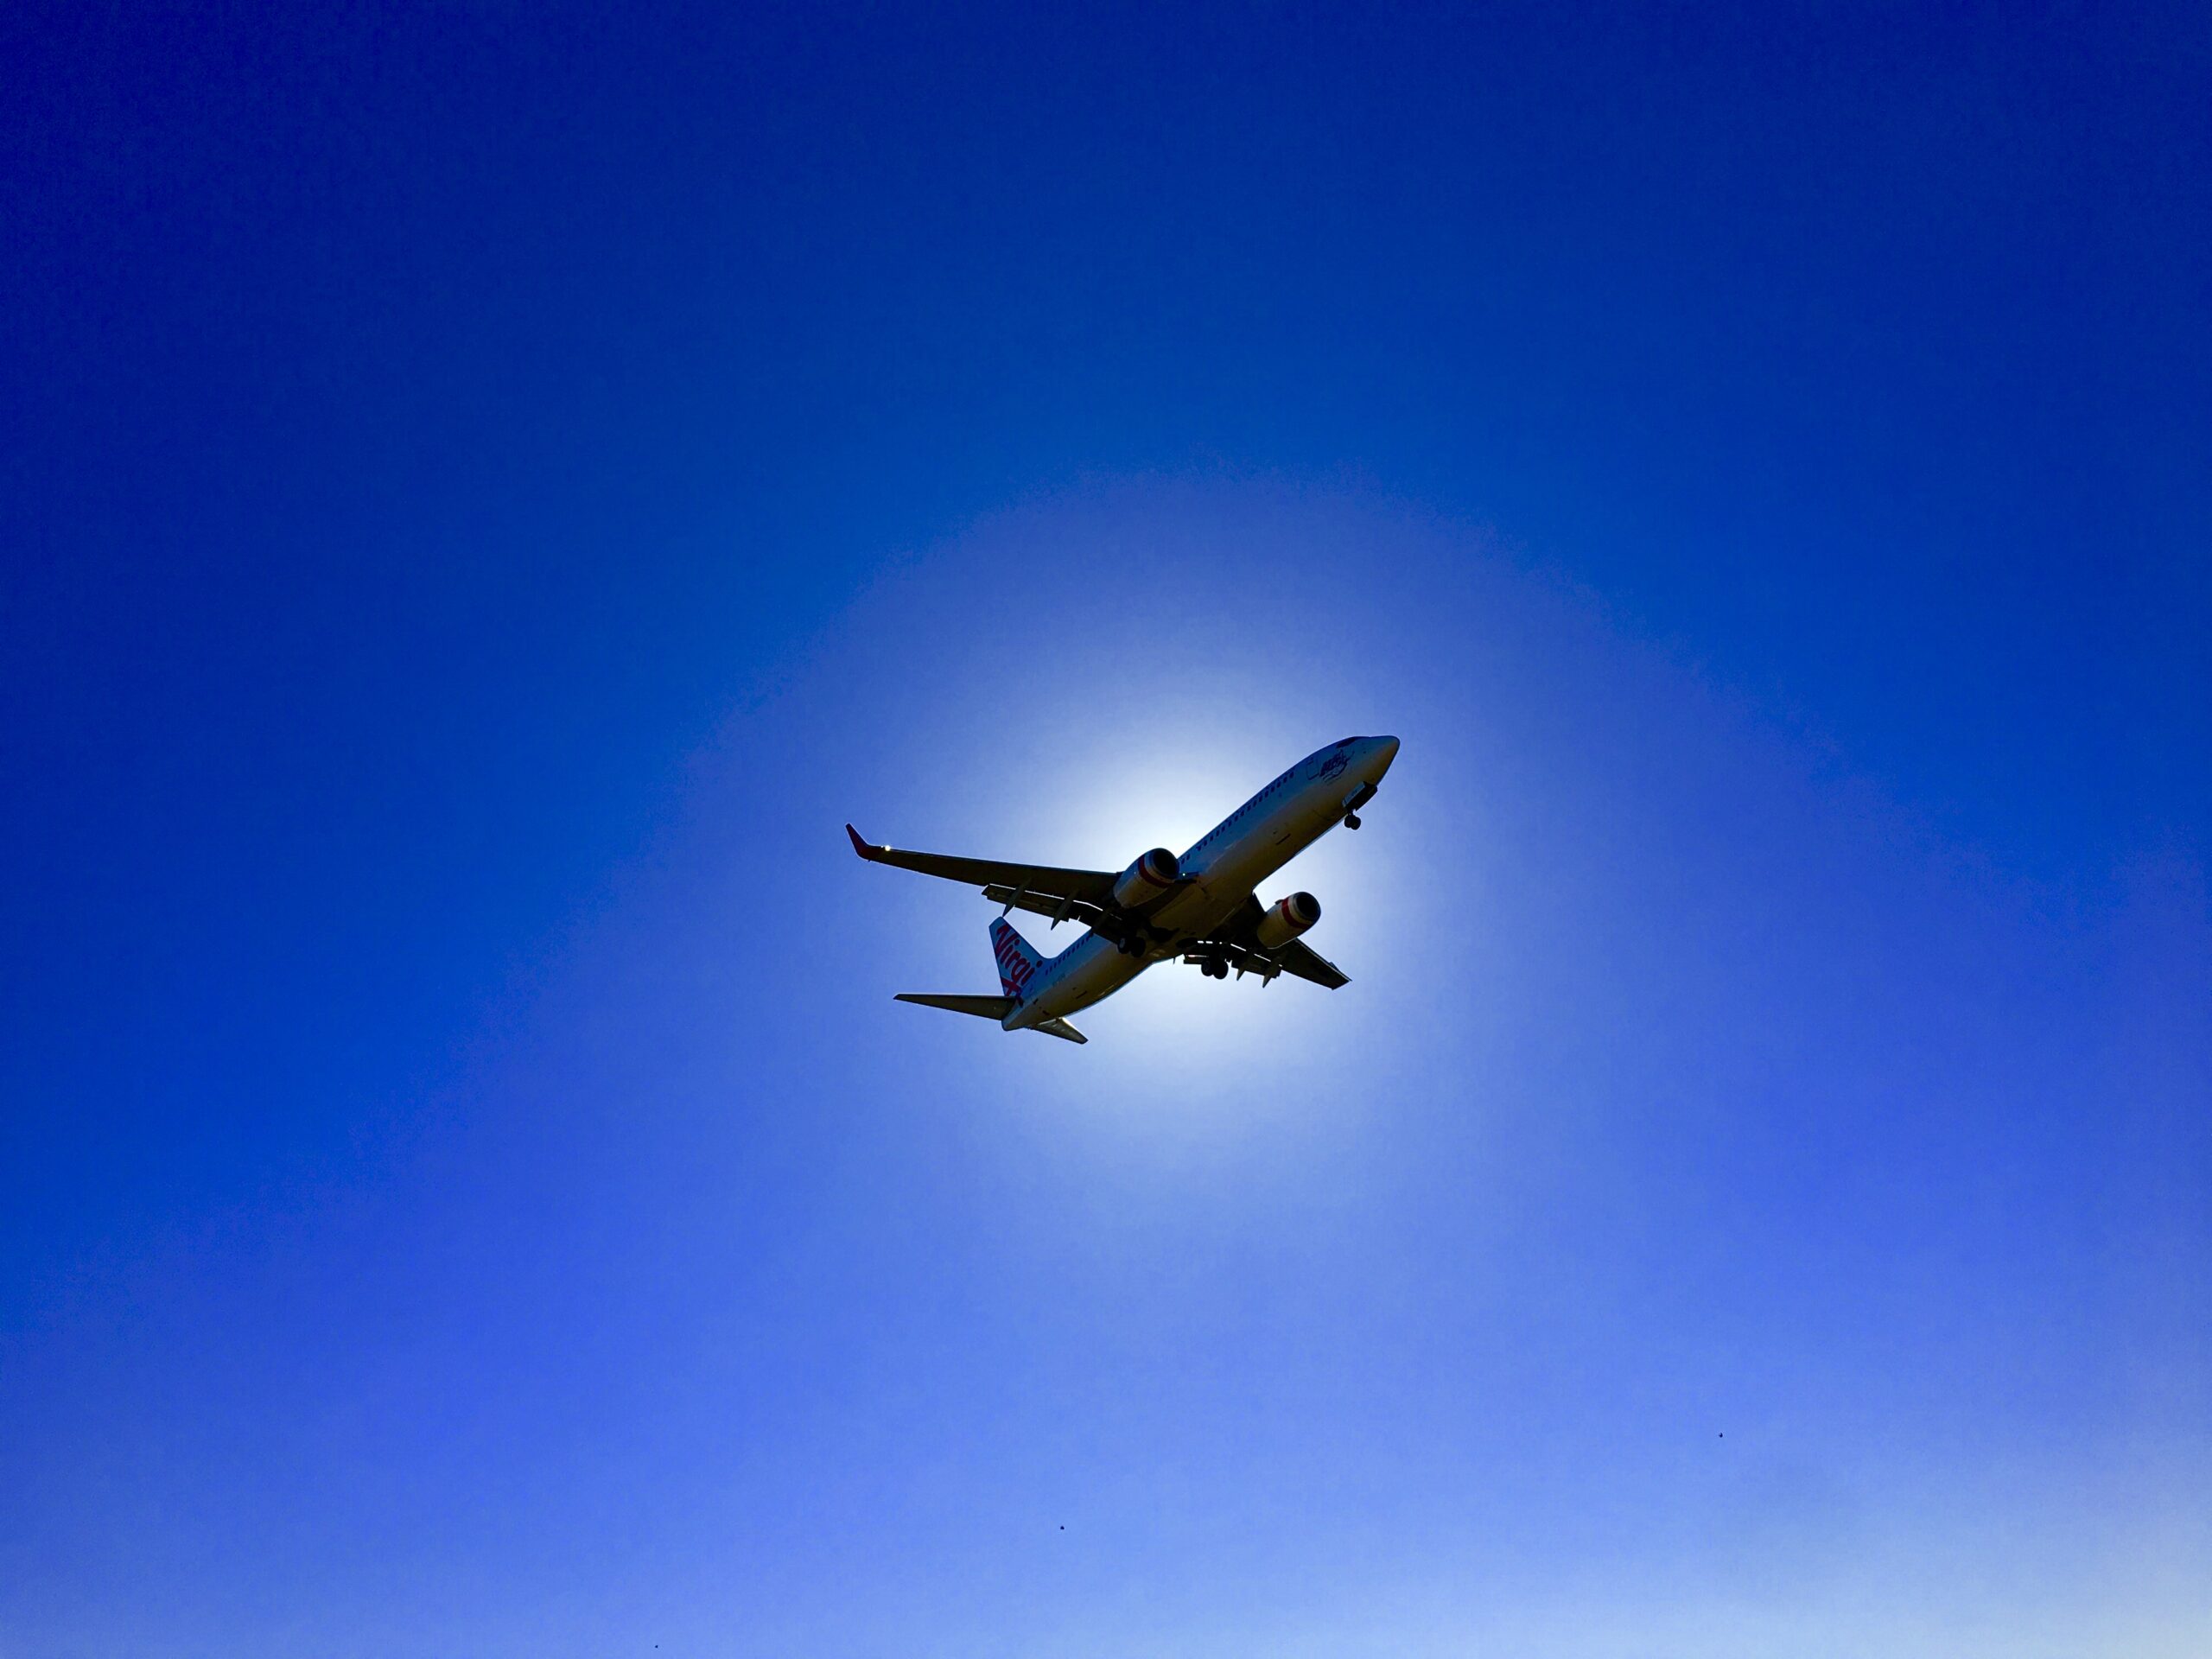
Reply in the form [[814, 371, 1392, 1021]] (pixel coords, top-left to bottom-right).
[[989, 918, 1041, 998]]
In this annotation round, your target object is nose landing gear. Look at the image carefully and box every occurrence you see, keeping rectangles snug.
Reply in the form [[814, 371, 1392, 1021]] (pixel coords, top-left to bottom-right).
[[1340, 781, 1377, 831]]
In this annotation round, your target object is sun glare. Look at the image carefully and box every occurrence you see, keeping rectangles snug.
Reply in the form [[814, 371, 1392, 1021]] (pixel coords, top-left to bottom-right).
[[879, 671, 1414, 1093]]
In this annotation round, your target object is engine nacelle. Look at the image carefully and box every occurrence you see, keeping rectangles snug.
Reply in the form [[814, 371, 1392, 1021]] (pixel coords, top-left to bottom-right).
[[1110, 847, 1181, 910], [1255, 891, 1321, 950]]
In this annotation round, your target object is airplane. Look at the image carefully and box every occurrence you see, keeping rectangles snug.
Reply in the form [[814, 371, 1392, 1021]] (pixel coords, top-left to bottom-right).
[[846, 734, 1400, 1044]]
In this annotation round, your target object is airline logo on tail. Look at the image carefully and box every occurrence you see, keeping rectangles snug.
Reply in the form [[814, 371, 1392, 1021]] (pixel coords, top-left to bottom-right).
[[990, 918, 1039, 998]]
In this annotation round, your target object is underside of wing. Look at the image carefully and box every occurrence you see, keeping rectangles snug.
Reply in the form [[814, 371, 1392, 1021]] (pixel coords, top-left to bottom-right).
[[1197, 895, 1352, 988], [1266, 937, 1351, 989], [981, 883, 1128, 941], [848, 824, 1118, 906]]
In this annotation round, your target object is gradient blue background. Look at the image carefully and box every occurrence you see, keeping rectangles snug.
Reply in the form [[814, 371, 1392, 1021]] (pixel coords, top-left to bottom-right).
[[3, 3, 2207, 1653]]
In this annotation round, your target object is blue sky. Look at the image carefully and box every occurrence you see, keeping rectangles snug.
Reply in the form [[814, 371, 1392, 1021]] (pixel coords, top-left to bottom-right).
[[3, 4, 2207, 1655]]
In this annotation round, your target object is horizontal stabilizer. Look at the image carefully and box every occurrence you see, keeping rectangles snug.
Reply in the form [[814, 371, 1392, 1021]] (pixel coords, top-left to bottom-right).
[[893, 993, 1016, 1020], [892, 995, 1085, 1044]]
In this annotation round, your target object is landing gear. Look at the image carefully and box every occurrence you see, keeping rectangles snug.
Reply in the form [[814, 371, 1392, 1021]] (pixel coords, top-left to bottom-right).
[[1344, 812, 1362, 830], [1118, 933, 1146, 957], [1203, 957, 1229, 979]]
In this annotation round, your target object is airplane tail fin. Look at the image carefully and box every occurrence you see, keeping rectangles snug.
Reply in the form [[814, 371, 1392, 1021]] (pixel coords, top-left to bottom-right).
[[988, 917, 1046, 999]]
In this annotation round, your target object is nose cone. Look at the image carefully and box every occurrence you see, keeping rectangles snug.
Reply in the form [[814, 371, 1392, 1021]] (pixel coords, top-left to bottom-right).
[[1370, 734, 1401, 776]]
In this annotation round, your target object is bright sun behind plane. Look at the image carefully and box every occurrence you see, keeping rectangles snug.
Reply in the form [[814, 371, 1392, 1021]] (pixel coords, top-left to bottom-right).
[[847, 735, 1400, 1044]]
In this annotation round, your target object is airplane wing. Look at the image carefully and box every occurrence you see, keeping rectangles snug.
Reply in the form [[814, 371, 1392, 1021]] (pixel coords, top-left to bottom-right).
[[1267, 937, 1351, 989], [1197, 895, 1352, 988], [847, 824, 1119, 906]]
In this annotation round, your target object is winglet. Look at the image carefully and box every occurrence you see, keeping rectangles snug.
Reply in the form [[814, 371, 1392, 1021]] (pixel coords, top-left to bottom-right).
[[846, 823, 884, 861]]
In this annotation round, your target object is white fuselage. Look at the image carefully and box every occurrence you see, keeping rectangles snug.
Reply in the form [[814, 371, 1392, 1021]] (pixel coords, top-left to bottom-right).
[[1002, 734, 1399, 1030]]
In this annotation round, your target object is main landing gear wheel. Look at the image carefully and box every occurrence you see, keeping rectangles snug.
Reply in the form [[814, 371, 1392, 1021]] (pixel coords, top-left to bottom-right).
[[1344, 812, 1362, 830]]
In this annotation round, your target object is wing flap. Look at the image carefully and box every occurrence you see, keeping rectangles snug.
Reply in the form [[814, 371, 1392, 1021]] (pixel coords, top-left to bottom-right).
[[1269, 937, 1351, 989], [979, 883, 1141, 944]]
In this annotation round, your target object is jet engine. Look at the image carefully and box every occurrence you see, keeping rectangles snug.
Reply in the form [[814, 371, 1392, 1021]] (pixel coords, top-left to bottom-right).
[[1255, 891, 1320, 950], [1110, 848, 1181, 909]]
